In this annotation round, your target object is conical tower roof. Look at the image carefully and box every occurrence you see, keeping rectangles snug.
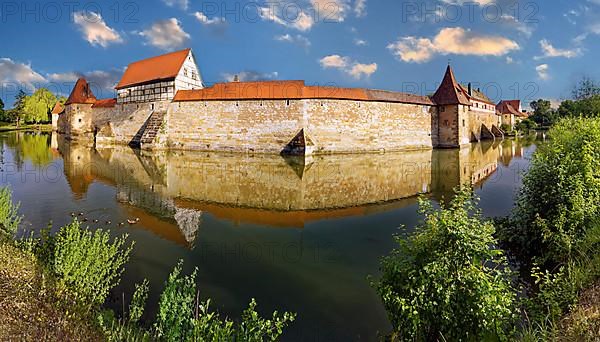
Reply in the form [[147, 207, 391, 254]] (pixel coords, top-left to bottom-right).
[[432, 65, 470, 106], [65, 78, 97, 105]]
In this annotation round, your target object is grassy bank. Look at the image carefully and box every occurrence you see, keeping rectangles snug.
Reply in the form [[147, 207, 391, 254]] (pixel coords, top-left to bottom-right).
[[0, 239, 102, 340], [0, 185, 295, 341], [0, 122, 52, 132]]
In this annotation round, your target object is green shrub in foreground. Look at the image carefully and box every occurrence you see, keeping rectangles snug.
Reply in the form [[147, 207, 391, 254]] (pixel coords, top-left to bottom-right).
[[0, 187, 21, 238], [373, 187, 517, 341], [53, 219, 133, 309], [503, 117, 600, 265], [155, 260, 296, 341]]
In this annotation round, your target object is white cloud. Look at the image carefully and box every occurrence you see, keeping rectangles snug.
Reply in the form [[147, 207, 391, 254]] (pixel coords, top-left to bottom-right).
[[354, 38, 368, 46], [505, 56, 514, 64], [311, 0, 349, 22], [221, 71, 279, 82], [0, 58, 46, 90], [73, 11, 123, 48], [48, 69, 122, 97], [387, 27, 519, 63], [535, 39, 582, 59], [161, 0, 189, 10], [275, 34, 311, 49], [259, 6, 314, 31], [354, 0, 367, 17], [319, 55, 351, 68], [349, 63, 377, 79], [193, 11, 226, 25], [499, 14, 533, 37], [319, 55, 377, 79], [139, 18, 190, 50], [536, 64, 550, 80]]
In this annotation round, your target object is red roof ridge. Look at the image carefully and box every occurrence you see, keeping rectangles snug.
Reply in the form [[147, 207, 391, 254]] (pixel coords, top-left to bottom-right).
[[115, 48, 192, 89], [173, 80, 434, 105], [92, 98, 117, 108], [65, 78, 97, 105], [432, 65, 470, 106], [51, 101, 65, 115]]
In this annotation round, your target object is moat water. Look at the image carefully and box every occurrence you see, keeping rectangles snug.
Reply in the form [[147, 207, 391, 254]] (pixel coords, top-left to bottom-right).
[[0, 131, 538, 341]]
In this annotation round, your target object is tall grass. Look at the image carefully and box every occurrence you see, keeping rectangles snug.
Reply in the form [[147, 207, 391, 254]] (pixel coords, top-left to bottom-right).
[[0, 187, 21, 238]]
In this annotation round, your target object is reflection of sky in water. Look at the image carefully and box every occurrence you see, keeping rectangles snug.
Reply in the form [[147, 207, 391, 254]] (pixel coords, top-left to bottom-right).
[[0, 131, 537, 341]]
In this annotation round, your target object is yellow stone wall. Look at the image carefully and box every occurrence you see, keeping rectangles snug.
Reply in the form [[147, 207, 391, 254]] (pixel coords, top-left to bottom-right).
[[167, 99, 437, 154]]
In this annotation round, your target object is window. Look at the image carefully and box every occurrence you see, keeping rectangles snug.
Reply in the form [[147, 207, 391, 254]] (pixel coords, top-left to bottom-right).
[[184, 68, 188, 77], [444, 120, 449, 126], [78, 118, 82, 123], [151, 103, 155, 110], [462, 119, 465, 127], [440, 106, 445, 112], [286, 100, 290, 106]]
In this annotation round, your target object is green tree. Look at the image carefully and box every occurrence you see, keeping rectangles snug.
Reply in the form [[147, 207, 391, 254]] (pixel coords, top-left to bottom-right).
[[516, 118, 537, 132], [373, 187, 516, 341], [502, 118, 600, 265], [530, 99, 556, 126], [13, 90, 28, 126], [572, 76, 600, 100], [22, 88, 56, 124], [0, 98, 5, 122]]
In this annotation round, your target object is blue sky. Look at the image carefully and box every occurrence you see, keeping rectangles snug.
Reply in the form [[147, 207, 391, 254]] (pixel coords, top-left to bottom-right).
[[1, 0, 599, 108]]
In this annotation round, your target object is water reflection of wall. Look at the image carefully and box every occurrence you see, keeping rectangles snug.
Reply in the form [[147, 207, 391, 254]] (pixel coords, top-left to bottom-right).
[[57, 134, 512, 229]]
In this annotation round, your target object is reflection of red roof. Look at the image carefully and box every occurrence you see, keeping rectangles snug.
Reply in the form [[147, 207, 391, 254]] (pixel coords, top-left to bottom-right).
[[65, 78, 97, 105], [116, 48, 191, 89], [92, 98, 117, 108], [432, 65, 470, 106], [51, 102, 64, 115], [173, 80, 434, 105]]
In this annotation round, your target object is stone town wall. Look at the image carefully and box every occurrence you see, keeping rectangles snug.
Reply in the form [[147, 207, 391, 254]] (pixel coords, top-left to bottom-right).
[[166, 99, 437, 154], [467, 108, 502, 142], [95, 101, 170, 146]]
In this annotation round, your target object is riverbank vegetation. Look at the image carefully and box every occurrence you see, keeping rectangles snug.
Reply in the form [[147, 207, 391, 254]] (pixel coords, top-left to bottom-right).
[[0, 88, 64, 126], [0, 189, 295, 341], [375, 117, 600, 340]]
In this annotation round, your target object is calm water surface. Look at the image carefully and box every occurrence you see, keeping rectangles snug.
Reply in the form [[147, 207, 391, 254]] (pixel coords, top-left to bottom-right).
[[1, 131, 538, 341]]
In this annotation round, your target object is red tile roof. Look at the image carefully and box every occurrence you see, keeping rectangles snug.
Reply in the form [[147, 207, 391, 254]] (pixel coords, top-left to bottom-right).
[[497, 100, 523, 116], [51, 101, 64, 115], [116, 48, 191, 89], [432, 65, 470, 106], [459, 84, 495, 105], [173, 80, 434, 105], [65, 78, 97, 105], [92, 98, 117, 108]]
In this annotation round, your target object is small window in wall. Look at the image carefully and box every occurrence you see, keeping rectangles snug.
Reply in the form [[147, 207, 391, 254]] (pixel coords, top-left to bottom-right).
[[462, 119, 465, 127], [78, 118, 82, 123], [286, 100, 290, 106], [151, 103, 155, 111], [184, 68, 188, 77], [440, 106, 445, 112], [444, 120, 449, 126]]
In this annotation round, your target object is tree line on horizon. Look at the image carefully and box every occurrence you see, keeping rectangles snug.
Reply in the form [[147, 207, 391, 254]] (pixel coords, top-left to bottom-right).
[[0, 88, 65, 126], [530, 76, 600, 127]]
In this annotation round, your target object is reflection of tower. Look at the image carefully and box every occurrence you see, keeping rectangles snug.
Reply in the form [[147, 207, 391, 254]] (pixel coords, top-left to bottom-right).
[[431, 142, 501, 201], [174, 208, 203, 245]]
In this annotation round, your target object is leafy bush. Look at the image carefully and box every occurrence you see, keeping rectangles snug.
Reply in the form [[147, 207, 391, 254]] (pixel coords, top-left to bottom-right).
[[155, 260, 296, 341], [154, 260, 197, 341], [52, 219, 133, 309], [502, 118, 600, 265], [373, 187, 516, 341], [0, 187, 21, 238]]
